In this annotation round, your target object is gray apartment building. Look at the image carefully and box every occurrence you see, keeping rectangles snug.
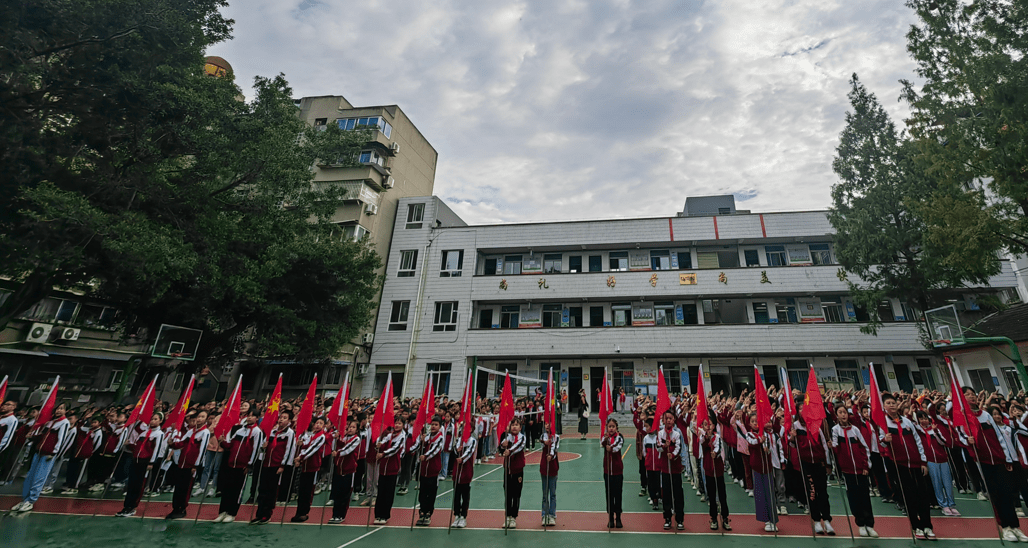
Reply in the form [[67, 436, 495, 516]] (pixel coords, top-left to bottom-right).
[[367, 195, 1019, 411]]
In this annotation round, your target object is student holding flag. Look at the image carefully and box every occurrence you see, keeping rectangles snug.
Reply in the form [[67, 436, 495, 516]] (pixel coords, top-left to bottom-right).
[[417, 415, 445, 526], [602, 418, 624, 528], [166, 410, 210, 519], [330, 418, 361, 523], [793, 367, 834, 535], [540, 368, 561, 527], [115, 411, 166, 517], [291, 416, 327, 523], [450, 366, 478, 530], [11, 379, 68, 514], [252, 409, 295, 525], [830, 403, 877, 538], [214, 409, 262, 523], [657, 366, 684, 531]]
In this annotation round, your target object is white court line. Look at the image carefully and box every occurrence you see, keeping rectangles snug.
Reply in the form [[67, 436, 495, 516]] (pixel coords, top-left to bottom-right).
[[335, 526, 383, 548]]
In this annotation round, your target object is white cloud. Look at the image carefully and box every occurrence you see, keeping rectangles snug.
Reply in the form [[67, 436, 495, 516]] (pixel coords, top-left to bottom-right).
[[209, 0, 919, 224]]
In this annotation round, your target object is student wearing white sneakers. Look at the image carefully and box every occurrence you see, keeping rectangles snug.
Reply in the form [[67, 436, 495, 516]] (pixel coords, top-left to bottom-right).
[[830, 404, 878, 538], [11, 403, 70, 513]]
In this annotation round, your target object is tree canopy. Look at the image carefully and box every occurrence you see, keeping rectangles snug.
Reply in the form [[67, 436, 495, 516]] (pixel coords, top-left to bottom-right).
[[0, 0, 381, 366]]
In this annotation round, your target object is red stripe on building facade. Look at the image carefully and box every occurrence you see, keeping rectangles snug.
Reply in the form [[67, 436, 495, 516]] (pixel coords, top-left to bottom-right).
[[713, 216, 719, 239], [668, 218, 674, 241], [759, 214, 767, 237]]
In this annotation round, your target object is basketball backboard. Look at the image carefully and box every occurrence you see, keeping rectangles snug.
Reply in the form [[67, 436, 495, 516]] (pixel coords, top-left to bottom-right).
[[151, 324, 203, 361], [925, 305, 965, 347]]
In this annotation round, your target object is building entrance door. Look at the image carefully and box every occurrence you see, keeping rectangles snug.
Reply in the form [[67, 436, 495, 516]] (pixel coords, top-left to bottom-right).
[[568, 367, 582, 411]]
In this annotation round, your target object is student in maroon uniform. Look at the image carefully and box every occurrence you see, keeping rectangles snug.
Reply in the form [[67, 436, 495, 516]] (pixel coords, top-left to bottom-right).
[[167, 410, 210, 519], [916, 410, 958, 516], [658, 410, 685, 531], [329, 419, 361, 523], [450, 429, 477, 528], [601, 418, 624, 529], [10, 403, 70, 513], [792, 402, 833, 535], [500, 417, 526, 529], [632, 400, 649, 497], [215, 409, 261, 523], [745, 413, 778, 533], [879, 393, 934, 540], [374, 416, 406, 525], [291, 417, 328, 522], [417, 416, 445, 526], [642, 418, 661, 510], [700, 417, 730, 531], [252, 410, 295, 525], [85, 410, 126, 492], [831, 404, 877, 537], [65, 415, 103, 493], [539, 416, 560, 527], [115, 412, 166, 517]]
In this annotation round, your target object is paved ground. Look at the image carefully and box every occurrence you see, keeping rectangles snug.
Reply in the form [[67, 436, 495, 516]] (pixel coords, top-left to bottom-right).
[[0, 436, 1011, 547]]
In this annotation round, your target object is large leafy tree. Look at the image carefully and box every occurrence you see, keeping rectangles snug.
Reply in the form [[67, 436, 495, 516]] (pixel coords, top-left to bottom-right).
[[903, 0, 1028, 257], [830, 75, 999, 335], [0, 0, 381, 367]]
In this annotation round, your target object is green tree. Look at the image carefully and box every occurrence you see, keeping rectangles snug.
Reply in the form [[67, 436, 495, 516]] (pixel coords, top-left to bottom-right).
[[903, 0, 1028, 257], [0, 0, 381, 366], [829, 75, 998, 335]]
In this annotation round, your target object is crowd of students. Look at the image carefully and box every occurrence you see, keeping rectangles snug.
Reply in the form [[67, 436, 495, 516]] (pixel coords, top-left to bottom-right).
[[3, 381, 1028, 540]]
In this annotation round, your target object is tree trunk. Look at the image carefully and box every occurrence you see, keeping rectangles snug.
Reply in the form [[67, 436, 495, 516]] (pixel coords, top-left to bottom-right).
[[0, 269, 54, 331]]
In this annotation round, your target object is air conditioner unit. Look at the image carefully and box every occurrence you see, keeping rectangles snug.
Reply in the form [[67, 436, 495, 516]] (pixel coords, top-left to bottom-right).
[[59, 327, 81, 341], [365, 204, 378, 215], [383, 177, 394, 189], [362, 333, 374, 345], [26, 323, 53, 343], [390, 142, 400, 154], [356, 363, 369, 378]]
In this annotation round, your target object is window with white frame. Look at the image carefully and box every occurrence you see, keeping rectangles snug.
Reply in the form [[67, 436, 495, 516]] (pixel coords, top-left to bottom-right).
[[543, 254, 562, 273], [542, 304, 562, 327], [503, 255, 523, 275], [765, 245, 787, 266], [809, 244, 832, 265], [609, 251, 629, 271], [427, 363, 452, 395], [654, 302, 675, 326], [337, 116, 392, 138], [650, 250, 671, 270], [405, 203, 425, 229], [341, 224, 368, 241], [398, 250, 418, 277], [433, 301, 458, 331], [389, 301, 410, 331], [440, 250, 464, 277], [358, 149, 385, 166]]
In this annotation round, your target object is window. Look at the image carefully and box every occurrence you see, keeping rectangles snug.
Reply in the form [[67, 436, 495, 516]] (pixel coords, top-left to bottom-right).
[[810, 244, 832, 265], [337, 116, 392, 138], [835, 360, 861, 390], [612, 303, 631, 327], [440, 250, 464, 277], [786, 360, 809, 392], [822, 300, 845, 323], [388, 301, 410, 331], [54, 300, 78, 323], [877, 300, 896, 322], [341, 224, 368, 241], [681, 303, 699, 324], [654, 302, 675, 326], [314, 118, 327, 131], [542, 304, 562, 327], [358, 149, 384, 166], [568, 256, 582, 273], [613, 362, 635, 394], [427, 363, 452, 395], [776, 299, 797, 323], [503, 255, 523, 275], [765, 245, 787, 266], [658, 362, 682, 393], [588, 255, 603, 272], [500, 305, 520, 328], [609, 251, 629, 271], [77, 304, 119, 328], [696, 251, 719, 269], [589, 306, 604, 327], [398, 250, 418, 277], [568, 307, 583, 327], [718, 207, 731, 215], [543, 254, 562, 273], [717, 250, 739, 268], [484, 258, 497, 275], [753, 302, 771, 323], [21, 298, 68, 322], [677, 252, 692, 269], [744, 249, 760, 267], [405, 203, 425, 229], [478, 309, 494, 328], [433, 302, 458, 331], [650, 250, 671, 270]]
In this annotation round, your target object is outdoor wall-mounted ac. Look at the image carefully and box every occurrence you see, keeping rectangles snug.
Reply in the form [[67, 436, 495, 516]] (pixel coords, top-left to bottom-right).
[[59, 327, 81, 341], [26, 323, 53, 343]]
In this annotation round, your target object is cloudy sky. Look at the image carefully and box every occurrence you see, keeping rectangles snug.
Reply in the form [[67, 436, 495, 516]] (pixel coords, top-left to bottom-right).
[[209, 0, 919, 225]]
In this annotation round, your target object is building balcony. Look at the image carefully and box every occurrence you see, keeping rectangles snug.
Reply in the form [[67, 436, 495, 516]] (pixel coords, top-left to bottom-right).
[[314, 163, 392, 191], [465, 321, 926, 358]]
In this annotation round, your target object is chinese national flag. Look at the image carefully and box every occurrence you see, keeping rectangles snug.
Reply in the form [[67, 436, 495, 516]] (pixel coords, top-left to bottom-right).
[[497, 372, 515, 435], [692, 365, 709, 431], [327, 376, 350, 433], [370, 372, 395, 440], [653, 366, 673, 432], [460, 367, 476, 444], [164, 374, 195, 432], [294, 374, 318, 435], [412, 377, 435, 435], [801, 366, 826, 435], [34, 376, 61, 431], [125, 375, 158, 428], [754, 365, 773, 437], [599, 369, 613, 428], [0, 375, 8, 404], [868, 364, 887, 431], [214, 376, 243, 440], [544, 368, 556, 436], [260, 374, 283, 437], [945, 357, 981, 439], [780, 368, 796, 428]]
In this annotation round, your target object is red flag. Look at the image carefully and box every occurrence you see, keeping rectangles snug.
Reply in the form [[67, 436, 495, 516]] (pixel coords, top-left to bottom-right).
[[780, 368, 795, 428], [260, 374, 283, 437], [868, 364, 887, 431], [213, 376, 243, 440], [693, 365, 709, 431], [164, 374, 196, 432], [370, 373, 395, 440], [801, 366, 826, 435], [34, 376, 61, 431], [754, 365, 773, 437], [125, 375, 158, 428], [0, 375, 8, 403], [945, 357, 981, 439], [599, 369, 613, 428], [460, 367, 476, 444], [544, 368, 556, 436], [294, 374, 318, 435], [497, 372, 515, 435], [412, 377, 435, 435], [327, 375, 350, 432], [652, 366, 672, 432]]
